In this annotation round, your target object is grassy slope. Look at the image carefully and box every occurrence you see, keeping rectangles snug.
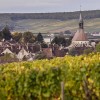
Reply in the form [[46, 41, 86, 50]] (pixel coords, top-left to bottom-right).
[[0, 17, 100, 33], [15, 18, 100, 33]]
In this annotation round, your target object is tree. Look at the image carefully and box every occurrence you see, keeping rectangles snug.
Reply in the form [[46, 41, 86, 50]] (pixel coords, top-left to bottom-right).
[[2, 25, 12, 40], [0, 31, 3, 41], [23, 31, 36, 43], [36, 33, 44, 43], [12, 32, 22, 42], [95, 42, 100, 52], [12, 31, 36, 43], [0, 53, 18, 63], [68, 48, 77, 56], [66, 36, 73, 46], [41, 42, 48, 48], [83, 48, 93, 55], [51, 36, 66, 46], [64, 30, 72, 35], [34, 51, 46, 60]]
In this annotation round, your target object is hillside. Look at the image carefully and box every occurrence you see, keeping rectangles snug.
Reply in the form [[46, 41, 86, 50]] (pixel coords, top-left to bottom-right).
[[0, 10, 100, 33]]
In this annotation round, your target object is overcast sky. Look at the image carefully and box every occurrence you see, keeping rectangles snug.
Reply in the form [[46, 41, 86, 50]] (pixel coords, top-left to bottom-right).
[[0, 0, 99, 13]]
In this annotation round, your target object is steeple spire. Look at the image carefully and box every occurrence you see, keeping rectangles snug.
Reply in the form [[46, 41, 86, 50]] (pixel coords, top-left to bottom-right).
[[79, 12, 82, 21], [79, 5, 82, 21], [79, 5, 84, 29]]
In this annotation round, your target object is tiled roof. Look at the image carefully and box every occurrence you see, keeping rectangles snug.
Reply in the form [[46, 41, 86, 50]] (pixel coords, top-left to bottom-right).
[[42, 48, 53, 58], [72, 29, 88, 41]]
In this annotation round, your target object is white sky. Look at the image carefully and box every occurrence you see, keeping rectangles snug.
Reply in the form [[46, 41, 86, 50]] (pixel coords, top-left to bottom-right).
[[0, 0, 99, 13]]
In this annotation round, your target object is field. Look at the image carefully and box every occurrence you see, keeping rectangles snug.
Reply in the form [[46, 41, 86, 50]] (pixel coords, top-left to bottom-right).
[[1, 16, 100, 33], [0, 53, 100, 100]]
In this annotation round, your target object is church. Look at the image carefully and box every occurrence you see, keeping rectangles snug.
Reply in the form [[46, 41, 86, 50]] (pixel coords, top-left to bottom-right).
[[68, 12, 93, 55]]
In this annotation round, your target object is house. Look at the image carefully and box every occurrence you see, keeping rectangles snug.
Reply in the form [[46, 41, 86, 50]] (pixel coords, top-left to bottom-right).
[[1, 48, 14, 55], [42, 48, 53, 58], [17, 47, 29, 60], [43, 34, 54, 43], [0, 39, 42, 61]]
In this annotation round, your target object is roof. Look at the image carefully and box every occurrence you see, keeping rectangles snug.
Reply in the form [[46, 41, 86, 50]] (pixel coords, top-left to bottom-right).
[[72, 29, 88, 41], [17, 47, 29, 60], [42, 48, 53, 58], [54, 49, 66, 57], [1, 48, 13, 54], [79, 13, 83, 22]]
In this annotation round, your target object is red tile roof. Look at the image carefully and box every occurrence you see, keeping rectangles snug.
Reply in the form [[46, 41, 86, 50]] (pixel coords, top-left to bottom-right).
[[42, 48, 53, 58], [72, 29, 88, 41]]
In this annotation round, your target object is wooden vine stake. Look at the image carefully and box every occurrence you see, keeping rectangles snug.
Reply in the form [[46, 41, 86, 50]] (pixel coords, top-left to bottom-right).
[[61, 81, 64, 100]]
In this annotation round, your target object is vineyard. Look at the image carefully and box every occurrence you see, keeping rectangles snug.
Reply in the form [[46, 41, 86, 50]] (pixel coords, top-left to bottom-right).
[[0, 53, 100, 100], [1, 17, 100, 33]]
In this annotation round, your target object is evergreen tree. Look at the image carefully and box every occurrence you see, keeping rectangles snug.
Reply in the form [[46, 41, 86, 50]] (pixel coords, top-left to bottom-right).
[[0, 31, 3, 41], [36, 33, 44, 43], [2, 25, 12, 40]]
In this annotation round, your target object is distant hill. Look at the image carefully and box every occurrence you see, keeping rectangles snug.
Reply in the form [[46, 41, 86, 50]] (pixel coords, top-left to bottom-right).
[[1, 10, 100, 20], [0, 10, 100, 33]]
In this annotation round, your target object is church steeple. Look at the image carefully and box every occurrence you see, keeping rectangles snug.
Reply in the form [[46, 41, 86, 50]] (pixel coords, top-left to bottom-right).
[[70, 5, 90, 49], [79, 12, 84, 29], [72, 8, 88, 42], [79, 5, 84, 29]]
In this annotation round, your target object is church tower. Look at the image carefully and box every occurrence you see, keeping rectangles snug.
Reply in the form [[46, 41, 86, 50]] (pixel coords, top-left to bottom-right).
[[71, 11, 89, 47], [79, 13, 84, 29]]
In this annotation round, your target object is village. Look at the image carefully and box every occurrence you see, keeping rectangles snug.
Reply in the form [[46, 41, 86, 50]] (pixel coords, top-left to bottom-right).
[[0, 12, 100, 63]]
